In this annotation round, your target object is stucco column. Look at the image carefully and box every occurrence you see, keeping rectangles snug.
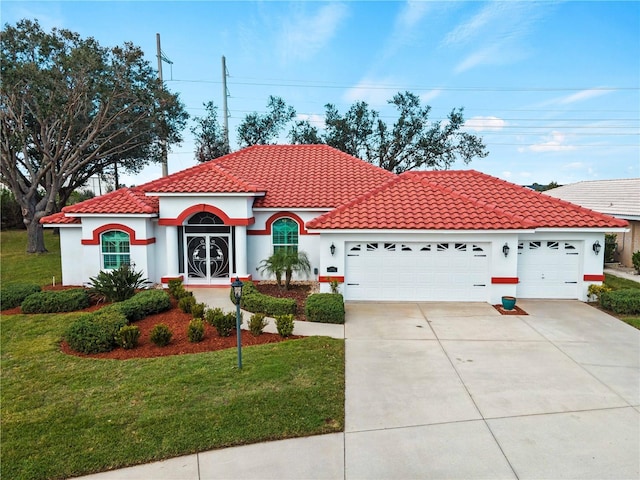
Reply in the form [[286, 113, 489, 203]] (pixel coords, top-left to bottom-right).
[[234, 225, 248, 278], [165, 225, 179, 278]]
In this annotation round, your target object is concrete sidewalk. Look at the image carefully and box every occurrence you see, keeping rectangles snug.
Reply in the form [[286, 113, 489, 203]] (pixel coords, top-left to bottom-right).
[[74, 299, 640, 480]]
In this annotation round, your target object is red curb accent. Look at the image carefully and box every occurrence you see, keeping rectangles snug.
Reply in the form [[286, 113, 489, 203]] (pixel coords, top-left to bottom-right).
[[319, 276, 344, 283], [584, 274, 605, 281]]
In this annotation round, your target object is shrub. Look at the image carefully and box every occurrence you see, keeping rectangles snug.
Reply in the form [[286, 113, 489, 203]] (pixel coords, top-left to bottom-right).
[[305, 293, 345, 324], [191, 302, 206, 319], [205, 307, 225, 326], [150, 323, 172, 346], [229, 280, 259, 305], [1, 283, 41, 310], [242, 292, 296, 317], [178, 294, 196, 313], [21, 289, 90, 314], [88, 264, 149, 302], [167, 278, 185, 299], [213, 312, 238, 337], [604, 233, 617, 263], [633, 251, 640, 274], [116, 325, 141, 349], [600, 289, 640, 315], [248, 313, 268, 336], [329, 279, 340, 294], [187, 318, 205, 343], [65, 309, 128, 354], [127, 289, 171, 316], [275, 314, 294, 337], [102, 290, 171, 322], [587, 284, 611, 303]]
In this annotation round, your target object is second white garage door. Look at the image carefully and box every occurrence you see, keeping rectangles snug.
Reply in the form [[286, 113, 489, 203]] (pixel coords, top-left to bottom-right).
[[517, 240, 581, 298], [344, 242, 490, 301]]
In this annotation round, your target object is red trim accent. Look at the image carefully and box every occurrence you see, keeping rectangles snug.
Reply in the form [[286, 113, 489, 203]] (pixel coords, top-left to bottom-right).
[[247, 212, 318, 235], [161, 275, 184, 283], [584, 274, 605, 281], [81, 224, 156, 245], [158, 204, 254, 226], [229, 275, 253, 283], [491, 277, 519, 284], [319, 276, 344, 283]]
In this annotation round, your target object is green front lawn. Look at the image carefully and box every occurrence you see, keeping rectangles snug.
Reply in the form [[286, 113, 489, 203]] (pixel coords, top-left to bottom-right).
[[1, 311, 344, 480], [604, 273, 640, 329], [1, 229, 344, 480], [1, 230, 62, 286]]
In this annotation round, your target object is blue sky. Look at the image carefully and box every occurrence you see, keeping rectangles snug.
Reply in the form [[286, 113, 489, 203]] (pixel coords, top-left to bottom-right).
[[2, 1, 639, 186]]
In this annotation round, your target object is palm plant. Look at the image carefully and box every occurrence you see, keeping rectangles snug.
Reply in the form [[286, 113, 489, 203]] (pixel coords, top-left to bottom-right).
[[258, 250, 311, 290], [282, 250, 311, 290]]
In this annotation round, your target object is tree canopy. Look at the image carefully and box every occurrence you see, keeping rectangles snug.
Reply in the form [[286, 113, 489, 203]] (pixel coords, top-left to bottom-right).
[[0, 19, 188, 252], [236, 92, 488, 173], [191, 101, 230, 162]]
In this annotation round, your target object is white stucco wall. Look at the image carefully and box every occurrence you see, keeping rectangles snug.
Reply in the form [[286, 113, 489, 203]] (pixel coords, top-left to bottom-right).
[[57, 226, 84, 285]]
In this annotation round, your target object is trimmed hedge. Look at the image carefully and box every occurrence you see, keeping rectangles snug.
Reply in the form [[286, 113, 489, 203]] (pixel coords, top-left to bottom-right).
[[305, 293, 345, 324], [230, 281, 296, 317], [1, 283, 41, 310], [103, 290, 171, 322], [600, 289, 640, 315], [21, 289, 90, 314], [65, 309, 128, 354]]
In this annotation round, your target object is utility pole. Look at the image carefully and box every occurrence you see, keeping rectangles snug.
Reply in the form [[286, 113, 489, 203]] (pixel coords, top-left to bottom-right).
[[157, 33, 168, 177], [221, 55, 230, 150]]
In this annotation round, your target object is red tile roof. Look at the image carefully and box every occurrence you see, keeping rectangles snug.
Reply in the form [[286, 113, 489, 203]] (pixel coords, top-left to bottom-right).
[[307, 170, 629, 230], [61, 188, 158, 215], [142, 145, 395, 208], [40, 212, 81, 225], [41, 147, 628, 231]]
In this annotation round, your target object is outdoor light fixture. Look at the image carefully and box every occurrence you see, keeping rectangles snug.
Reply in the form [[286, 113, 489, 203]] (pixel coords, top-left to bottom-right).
[[592, 240, 601, 255], [231, 276, 244, 369], [502, 243, 510, 257], [330, 243, 336, 256]]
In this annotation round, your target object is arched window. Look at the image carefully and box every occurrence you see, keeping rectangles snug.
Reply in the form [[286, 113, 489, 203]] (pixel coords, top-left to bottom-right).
[[272, 218, 298, 254], [101, 230, 130, 269]]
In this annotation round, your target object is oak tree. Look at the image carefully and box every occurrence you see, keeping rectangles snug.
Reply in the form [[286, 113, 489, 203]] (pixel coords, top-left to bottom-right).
[[0, 19, 188, 252]]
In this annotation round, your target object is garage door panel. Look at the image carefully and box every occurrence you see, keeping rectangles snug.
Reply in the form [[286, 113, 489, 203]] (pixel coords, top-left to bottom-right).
[[345, 242, 489, 302], [517, 241, 580, 298]]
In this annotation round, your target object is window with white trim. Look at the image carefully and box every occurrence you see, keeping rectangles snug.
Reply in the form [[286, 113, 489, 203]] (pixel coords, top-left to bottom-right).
[[101, 230, 130, 269], [272, 218, 298, 254]]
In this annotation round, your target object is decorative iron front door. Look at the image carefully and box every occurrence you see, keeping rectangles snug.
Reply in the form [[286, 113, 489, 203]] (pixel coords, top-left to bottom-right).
[[186, 235, 229, 281]]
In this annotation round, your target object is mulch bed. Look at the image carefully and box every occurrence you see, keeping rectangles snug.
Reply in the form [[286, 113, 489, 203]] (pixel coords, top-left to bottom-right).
[[493, 304, 528, 315], [2, 286, 302, 360]]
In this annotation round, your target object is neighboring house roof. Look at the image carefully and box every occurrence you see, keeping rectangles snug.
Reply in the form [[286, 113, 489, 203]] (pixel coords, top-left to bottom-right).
[[307, 170, 629, 230], [543, 178, 640, 219]]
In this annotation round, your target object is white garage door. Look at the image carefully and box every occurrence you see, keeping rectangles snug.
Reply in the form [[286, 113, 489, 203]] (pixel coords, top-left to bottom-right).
[[344, 242, 490, 301], [517, 241, 581, 298]]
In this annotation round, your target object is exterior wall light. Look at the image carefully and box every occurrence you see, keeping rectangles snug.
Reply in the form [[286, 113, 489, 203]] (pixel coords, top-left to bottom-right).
[[330, 243, 336, 256], [593, 240, 601, 255], [231, 276, 244, 369], [502, 243, 510, 257]]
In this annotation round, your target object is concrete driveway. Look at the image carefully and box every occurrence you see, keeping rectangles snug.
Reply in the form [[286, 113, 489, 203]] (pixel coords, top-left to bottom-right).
[[345, 300, 639, 479], [76, 299, 639, 480]]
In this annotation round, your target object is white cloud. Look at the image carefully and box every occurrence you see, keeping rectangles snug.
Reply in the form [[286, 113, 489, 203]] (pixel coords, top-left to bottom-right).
[[557, 88, 612, 105], [464, 116, 506, 132], [278, 3, 348, 63], [420, 89, 443, 103], [528, 131, 577, 152], [443, 2, 548, 73], [502, 171, 513, 178], [396, 0, 431, 31], [296, 113, 325, 129], [343, 78, 398, 106]]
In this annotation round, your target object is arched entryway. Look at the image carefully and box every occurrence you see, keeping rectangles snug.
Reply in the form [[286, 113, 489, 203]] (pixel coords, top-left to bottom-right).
[[182, 212, 232, 283]]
